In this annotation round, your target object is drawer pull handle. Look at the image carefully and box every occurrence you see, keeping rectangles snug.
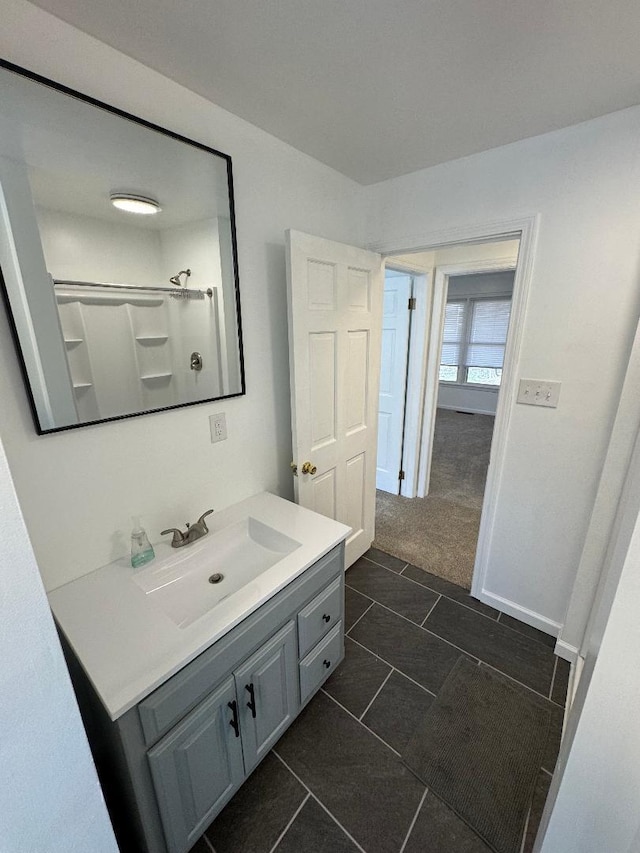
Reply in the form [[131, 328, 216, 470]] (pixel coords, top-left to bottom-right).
[[323, 659, 331, 669], [245, 683, 257, 718], [322, 614, 331, 623], [228, 700, 240, 737]]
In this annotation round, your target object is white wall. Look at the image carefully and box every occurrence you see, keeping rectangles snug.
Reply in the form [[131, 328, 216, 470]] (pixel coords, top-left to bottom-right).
[[36, 206, 163, 285], [537, 420, 640, 852], [389, 238, 520, 272], [446, 270, 515, 300], [0, 0, 366, 591], [0, 431, 118, 853], [559, 314, 640, 655], [366, 110, 640, 631], [438, 386, 499, 416]]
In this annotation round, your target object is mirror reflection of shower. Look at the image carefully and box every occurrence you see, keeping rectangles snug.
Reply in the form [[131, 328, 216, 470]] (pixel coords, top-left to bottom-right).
[[53, 267, 225, 422], [169, 268, 191, 287], [0, 60, 245, 432]]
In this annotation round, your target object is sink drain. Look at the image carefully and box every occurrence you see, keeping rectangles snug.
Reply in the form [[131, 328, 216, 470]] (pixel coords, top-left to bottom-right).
[[208, 573, 224, 584]]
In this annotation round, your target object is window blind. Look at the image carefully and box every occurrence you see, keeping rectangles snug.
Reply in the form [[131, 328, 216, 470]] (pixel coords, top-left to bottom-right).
[[467, 299, 511, 368], [441, 300, 466, 365]]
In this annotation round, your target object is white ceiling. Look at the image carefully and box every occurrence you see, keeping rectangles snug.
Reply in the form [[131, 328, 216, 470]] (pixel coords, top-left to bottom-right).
[[27, 0, 640, 185]]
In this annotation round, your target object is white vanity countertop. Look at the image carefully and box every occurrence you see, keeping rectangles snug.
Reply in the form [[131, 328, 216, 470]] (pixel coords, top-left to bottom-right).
[[48, 492, 350, 721]]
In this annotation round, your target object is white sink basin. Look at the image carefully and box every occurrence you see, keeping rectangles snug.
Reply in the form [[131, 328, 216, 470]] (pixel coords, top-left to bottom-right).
[[133, 516, 302, 628]]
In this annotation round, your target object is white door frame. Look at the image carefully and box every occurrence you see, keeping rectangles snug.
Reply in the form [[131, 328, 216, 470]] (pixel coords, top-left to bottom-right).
[[369, 215, 539, 606], [416, 256, 517, 501]]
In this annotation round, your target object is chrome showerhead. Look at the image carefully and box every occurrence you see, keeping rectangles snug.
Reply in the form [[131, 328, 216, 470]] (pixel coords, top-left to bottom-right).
[[169, 268, 191, 287]]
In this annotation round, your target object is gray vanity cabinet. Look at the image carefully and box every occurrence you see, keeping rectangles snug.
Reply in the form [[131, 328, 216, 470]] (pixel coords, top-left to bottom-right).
[[234, 620, 299, 773], [148, 622, 298, 853], [146, 621, 299, 853], [147, 678, 244, 853], [64, 543, 345, 853]]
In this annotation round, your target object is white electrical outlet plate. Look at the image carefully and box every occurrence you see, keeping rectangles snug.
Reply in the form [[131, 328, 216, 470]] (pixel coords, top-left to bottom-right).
[[517, 379, 561, 408], [209, 412, 227, 442]]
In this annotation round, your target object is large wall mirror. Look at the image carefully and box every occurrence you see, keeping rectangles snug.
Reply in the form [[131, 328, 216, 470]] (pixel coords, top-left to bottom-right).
[[0, 60, 245, 434]]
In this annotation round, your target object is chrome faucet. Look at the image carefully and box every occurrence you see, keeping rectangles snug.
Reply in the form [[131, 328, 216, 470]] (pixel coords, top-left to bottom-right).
[[161, 509, 214, 548]]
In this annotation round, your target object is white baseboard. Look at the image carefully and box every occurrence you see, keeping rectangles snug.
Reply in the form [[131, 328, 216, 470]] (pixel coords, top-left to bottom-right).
[[478, 589, 561, 638], [554, 639, 579, 665], [438, 403, 497, 416]]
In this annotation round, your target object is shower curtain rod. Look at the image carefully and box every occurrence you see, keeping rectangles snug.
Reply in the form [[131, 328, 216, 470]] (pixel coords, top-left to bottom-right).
[[53, 278, 213, 299]]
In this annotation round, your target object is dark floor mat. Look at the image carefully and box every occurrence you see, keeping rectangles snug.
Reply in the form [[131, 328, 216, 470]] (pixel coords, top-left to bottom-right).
[[402, 658, 550, 853]]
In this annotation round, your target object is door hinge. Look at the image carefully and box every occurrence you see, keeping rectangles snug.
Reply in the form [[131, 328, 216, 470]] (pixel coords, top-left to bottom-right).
[[398, 470, 405, 481], [408, 297, 416, 310]]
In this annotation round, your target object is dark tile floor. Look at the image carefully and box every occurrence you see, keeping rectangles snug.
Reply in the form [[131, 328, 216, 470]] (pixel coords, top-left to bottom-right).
[[194, 550, 569, 853]]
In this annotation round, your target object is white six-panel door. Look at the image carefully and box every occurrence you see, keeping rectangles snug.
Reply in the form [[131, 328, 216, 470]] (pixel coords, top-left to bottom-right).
[[286, 230, 384, 567], [376, 271, 412, 494]]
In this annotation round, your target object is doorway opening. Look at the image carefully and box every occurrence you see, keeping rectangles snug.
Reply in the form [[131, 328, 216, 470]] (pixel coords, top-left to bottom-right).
[[374, 237, 521, 590]]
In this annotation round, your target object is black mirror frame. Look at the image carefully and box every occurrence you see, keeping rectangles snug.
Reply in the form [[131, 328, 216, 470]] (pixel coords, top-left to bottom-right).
[[0, 57, 246, 435]]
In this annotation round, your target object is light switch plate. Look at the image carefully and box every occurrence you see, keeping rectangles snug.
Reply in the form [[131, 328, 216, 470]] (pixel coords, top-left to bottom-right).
[[517, 379, 561, 408], [209, 412, 227, 442]]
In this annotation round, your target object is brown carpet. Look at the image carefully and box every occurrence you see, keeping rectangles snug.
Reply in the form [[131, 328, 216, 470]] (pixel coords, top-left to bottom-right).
[[373, 409, 494, 589]]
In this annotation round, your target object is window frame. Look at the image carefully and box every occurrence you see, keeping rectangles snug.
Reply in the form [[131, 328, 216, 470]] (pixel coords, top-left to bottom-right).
[[439, 293, 512, 389]]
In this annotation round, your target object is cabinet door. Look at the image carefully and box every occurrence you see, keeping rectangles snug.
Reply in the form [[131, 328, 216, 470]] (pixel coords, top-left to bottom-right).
[[235, 620, 299, 773], [147, 677, 244, 853]]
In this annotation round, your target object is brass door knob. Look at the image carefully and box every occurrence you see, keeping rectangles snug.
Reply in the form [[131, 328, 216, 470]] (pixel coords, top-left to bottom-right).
[[290, 461, 298, 476], [301, 461, 317, 475]]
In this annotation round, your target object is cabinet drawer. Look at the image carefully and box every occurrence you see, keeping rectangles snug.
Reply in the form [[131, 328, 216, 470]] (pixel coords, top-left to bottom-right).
[[138, 545, 343, 746], [297, 576, 342, 658], [299, 622, 343, 704]]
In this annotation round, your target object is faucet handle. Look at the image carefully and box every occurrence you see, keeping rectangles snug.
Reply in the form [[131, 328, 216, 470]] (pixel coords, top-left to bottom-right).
[[197, 509, 214, 531], [161, 527, 186, 547]]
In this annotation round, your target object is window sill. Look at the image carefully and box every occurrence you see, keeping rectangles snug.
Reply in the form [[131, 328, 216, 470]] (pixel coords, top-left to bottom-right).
[[439, 382, 500, 393]]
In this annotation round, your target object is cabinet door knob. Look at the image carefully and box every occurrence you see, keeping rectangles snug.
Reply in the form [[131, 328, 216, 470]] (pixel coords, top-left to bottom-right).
[[322, 614, 331, 623], [228, 700, 240, 737], [323, 659, 331, 669], [245, 683, 257, 719]]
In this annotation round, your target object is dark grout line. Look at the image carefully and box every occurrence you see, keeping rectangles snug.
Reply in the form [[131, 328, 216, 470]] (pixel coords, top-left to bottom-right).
[[345, 599, 375, 636], [344, 563, 488, 645], [420, 594, 441, 627], [346, 634, 437, 699], [376, 558, 501, 622], [360, 554, 409, 574], [358, 668, 394, 722], [519, 802, 532, 853], [350, 594, 482, 664], [271, 751, 367, 853], [268, 793, 310, 853], [479, 660, 560, 708], [346, 584, 558, 704], [548, 656, 558, 702], [202, 834, 216, 853], [321, 687, 402, 757], [399, 788, 428, 853], [419, 582, 557, 653]]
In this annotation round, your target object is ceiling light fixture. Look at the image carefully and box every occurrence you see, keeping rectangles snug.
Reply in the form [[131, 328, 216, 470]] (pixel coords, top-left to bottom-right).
[[109, 192, 161, 215]]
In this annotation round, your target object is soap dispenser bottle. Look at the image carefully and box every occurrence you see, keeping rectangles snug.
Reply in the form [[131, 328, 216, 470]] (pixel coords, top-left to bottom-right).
[[130, 516, 155, 568]]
